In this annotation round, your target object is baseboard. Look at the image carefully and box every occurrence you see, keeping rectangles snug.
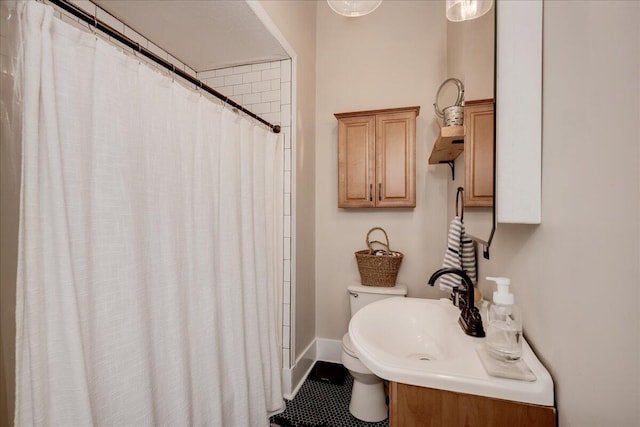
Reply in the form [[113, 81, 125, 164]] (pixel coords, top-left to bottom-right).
[[282, 339, 316, 400], [316, 338, 342, 364], [281, 337, 344, 400]]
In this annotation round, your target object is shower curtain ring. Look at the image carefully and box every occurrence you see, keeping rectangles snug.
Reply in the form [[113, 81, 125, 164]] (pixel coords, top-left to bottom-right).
[[86, 16, 97, 38]]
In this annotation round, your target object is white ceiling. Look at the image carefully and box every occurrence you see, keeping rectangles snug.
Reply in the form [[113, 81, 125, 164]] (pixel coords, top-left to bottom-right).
[[92, 0, 289, 72]]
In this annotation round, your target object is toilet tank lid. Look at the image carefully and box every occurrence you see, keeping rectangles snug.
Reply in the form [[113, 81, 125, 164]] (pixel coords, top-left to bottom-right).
[[347, 283, 408, 296]]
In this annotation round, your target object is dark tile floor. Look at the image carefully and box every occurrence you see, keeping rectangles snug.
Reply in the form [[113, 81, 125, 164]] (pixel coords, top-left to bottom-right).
[[271, 362, 389, 427]]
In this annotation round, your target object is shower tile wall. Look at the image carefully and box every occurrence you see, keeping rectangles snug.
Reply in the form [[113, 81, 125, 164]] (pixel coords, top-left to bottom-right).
[[51, 1, 294, 370]]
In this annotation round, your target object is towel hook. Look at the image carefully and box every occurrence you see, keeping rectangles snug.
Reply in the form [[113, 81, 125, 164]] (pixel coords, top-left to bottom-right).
[[456, 187, 464, 220]]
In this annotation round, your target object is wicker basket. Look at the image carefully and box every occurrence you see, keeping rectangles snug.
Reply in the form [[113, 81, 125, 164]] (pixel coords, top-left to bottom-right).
[[355, 227, 403, 287]]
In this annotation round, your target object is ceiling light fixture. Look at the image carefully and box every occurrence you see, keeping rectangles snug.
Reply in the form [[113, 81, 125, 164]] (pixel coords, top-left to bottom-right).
[[327, 0, 382, 17], [446, 0, 493, 22]]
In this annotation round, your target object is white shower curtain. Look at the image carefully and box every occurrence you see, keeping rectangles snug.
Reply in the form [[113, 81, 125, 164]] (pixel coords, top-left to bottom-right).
[[15, 2, 283, 425]]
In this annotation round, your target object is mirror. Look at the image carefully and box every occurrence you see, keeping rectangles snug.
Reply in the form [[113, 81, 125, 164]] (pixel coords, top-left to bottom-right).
[[444, 4, 496, 256]]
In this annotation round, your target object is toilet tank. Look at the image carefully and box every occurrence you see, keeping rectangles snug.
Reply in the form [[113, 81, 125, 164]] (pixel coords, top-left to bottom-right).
[[348, 284, 408, 317]]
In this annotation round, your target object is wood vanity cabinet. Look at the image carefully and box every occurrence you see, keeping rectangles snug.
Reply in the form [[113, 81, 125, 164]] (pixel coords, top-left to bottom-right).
[[389, 382, 556, 427], [335, 106, 419, 208], [463, 99, 494, 207]]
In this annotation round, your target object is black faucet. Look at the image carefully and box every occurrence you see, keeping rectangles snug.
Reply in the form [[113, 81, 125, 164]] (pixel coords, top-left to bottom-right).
[[428, 268, 485, 338]]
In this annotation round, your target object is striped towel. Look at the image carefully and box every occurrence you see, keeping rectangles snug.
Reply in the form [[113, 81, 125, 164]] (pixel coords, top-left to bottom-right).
[[439, 216, 477, 292]]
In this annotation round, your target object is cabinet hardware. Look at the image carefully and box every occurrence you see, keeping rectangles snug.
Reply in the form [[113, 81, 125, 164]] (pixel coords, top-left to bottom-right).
[[378, 183, 382, 201]]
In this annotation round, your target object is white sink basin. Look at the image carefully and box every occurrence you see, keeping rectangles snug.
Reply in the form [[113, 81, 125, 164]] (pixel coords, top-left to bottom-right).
[[348, 297, 554, 406]]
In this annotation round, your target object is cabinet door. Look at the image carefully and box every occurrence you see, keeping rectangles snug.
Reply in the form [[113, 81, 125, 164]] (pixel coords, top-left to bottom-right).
[[338, 115, 376, 208], [390, 382, 556, 427], [464, 100, 494, 207], [375, 111, 416, 208]]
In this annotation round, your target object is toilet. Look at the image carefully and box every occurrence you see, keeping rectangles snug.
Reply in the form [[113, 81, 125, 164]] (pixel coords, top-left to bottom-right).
[[342, 284, 408, 422]]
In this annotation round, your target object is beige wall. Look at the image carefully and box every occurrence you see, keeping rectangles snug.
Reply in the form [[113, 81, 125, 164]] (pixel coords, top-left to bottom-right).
[[476, 1, 639, 425], [258, 0, 317, 358], [315, 0, 450, 341]]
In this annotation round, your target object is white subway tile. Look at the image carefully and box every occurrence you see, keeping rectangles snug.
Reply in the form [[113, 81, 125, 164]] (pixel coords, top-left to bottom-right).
[[242, 93, 261, 105], [198, 69, 217, 80], [215, 67, 233, 77], [251, 102, 271, 114], [279, 52, 292, 358], [242, 71, 262, 83], [284, 237, 291, 259], [282, 304, 290, 326], [284, 215, 291, 238], [68, 0, 96, 15], [283, 126, 291, 149], [167, 54, 185, 71], [281, 60, 291, 83], [184, 65, 197, 78], [284, 194, 291, 216], [281, 105, 291, 126], [283, 281, 291, 304], [233, 64, 252, 74], [281, 82, 291, 104], [215, 86, 233, 98], [224, 74, 242, 86], [124, 26, 148, 50], [282, 326, 290, 348], [146, 41, 168, 61], [262, 68, 280, 81], [206, 76, 225, 89], [261, 112, 281, 125], [282, 348, 290, 368], [251, 80, 271, 93], [96, 8, 124, 34], [58, 10, 78, 24], [233, 83, 252, 96], [284, 171, 291, 193], [252, 62, 271, 72], [284, 148, 291, 171], [262, 90, 280, 103]]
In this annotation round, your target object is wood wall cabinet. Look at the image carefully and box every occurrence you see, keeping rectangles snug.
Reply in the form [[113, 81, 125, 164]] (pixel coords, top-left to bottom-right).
[[335, 106, 419, 208], [463, 99, 494, 207], [389, 382, 556, 427]]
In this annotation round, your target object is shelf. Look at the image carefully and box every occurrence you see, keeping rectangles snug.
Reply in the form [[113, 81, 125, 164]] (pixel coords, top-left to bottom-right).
[[428, 125, 465, 164]]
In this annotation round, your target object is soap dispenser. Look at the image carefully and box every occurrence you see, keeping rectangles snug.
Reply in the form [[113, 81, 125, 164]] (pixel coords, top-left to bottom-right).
[[486, 277, 522, 362]]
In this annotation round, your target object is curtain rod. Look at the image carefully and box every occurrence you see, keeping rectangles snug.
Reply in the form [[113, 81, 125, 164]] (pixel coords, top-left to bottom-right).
[[48, 0, 282, 134]]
